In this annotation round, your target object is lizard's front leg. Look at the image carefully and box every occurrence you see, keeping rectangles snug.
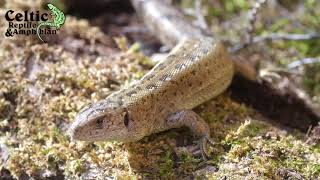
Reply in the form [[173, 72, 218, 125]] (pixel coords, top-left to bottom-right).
[[166, 110, 215, 160]]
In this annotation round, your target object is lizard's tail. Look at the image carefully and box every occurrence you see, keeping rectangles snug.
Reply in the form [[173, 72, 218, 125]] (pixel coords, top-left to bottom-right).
[[36, 22, 47, 42]]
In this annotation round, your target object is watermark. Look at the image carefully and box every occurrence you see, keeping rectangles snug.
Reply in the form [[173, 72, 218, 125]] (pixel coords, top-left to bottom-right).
[[4, 3, 65, 42]]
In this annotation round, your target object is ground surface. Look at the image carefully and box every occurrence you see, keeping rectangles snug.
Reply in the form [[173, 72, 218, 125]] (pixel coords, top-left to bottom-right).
[[0, 0, 319, 179]]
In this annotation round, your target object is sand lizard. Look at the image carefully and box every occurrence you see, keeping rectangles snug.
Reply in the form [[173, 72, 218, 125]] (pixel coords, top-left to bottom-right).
[[69, 0, 235, 159], [69, 38, 234, 159]]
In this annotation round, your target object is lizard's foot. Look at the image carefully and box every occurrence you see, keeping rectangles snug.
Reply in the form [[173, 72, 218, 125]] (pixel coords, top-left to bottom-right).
[[199, 135, 216, 160], [186, 135, 216, 160], [166, 110, 216, 160]]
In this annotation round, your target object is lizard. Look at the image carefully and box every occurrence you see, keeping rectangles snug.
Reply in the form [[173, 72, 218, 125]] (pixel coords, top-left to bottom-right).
[[69, 0, 236, 160], [37, 3, 65, 42], [69, 38, 234, 159]]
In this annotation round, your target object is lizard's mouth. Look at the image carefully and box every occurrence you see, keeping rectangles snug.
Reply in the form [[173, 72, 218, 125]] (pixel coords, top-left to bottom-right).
[[68, 124, 99, 141], [68, 105, 108, 141], [69, 125, 123, 142], [68, 115, 91, 141], [68, 119, 114, 142]]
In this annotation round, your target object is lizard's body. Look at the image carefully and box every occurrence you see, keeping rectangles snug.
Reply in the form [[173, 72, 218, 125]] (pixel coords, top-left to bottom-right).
[[69, 38, 234, 157], [69, 0, 234, 159]]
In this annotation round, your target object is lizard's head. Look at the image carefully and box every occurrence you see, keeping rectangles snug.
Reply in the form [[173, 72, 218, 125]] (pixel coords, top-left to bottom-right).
[[47, 3, 55, 10], [69, 99, 135, 142]]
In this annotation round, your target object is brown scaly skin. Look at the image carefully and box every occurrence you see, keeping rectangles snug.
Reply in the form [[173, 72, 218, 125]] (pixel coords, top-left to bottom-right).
[[69, 38, 234, 159]]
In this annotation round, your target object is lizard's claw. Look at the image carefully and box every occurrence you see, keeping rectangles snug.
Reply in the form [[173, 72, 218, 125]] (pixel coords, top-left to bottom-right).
[[199, 135, 216, 160]]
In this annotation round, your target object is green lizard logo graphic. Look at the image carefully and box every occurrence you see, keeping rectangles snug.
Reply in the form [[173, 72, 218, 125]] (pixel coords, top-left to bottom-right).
[[37, 3, 65, 42]]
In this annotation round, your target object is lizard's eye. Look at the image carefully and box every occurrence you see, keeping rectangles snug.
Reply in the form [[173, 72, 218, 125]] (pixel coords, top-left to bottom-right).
[[124, 112, 129, 127], [95, 117, 104, 129]]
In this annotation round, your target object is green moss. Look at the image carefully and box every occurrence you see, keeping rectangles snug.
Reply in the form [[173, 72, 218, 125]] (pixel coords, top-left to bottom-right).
[[239, 121, 269, 138], [178, 152, 200, 173], [215, 120, 320, 178], [200, 111, 223, 123], [310, 164, 320, 175], [133, 71, 145, 80], [269, 18, 290, 32], [159, 151, 175, 179], [206, 0, 249, 19]]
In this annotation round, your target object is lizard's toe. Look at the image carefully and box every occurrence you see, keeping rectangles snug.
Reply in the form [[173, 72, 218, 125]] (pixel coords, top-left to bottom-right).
[[175, 136, 217, 161], [199, 135, 216, 161]]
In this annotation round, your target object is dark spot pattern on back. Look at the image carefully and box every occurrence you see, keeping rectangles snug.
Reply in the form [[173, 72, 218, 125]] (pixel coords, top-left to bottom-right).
[[145, 74, 155, 81], [146, 84, 157, 90], [154, 63, 165, 71], [180, 46, 186, 51], [95, 108, 105, 113], [159, 74, 172, 81], [168, 54, 177, 59], [175, 64, 186, 70], [201, 48, 209, 54], [117, 99, 123, 106], [126, 90, 137, 97]]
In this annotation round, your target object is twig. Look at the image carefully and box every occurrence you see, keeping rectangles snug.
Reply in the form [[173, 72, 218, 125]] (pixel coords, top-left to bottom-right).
[[287, 57, 320, 69], [194, 0, 208, 30], [254, 32, 320, 42], [246, 0, 268, 44], [229, 0, 267, 53], [229, 32, 320, 53]]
